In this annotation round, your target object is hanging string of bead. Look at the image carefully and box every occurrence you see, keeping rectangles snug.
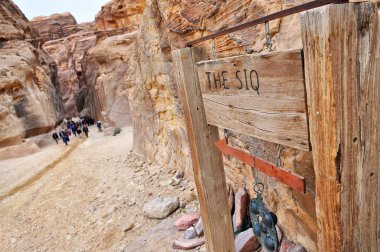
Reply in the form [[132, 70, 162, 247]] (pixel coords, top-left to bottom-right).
[[211, 38, 217, 59], [265, 21, 273, 52]]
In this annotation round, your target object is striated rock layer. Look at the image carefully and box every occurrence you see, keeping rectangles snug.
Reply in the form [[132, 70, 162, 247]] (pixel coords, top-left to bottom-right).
[[77, 0, 146, 126], [79, 30, 136, 127], [31, 14, 97, 116], [0, 0, 63, 147], [96, 0, 146, 31], [31, 12, 78, 42]]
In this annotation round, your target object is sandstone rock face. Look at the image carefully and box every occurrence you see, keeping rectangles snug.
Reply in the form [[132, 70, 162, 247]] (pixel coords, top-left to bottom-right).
[[43, 29, 96, 115], [78, 0, 146, 126], [0, 0, 37, 41], [79, 31, 136, 127], [96, 0, 146, 31], [31, 14, 97, 116], [31, 13, 78, 41], [0, 0, 63, 147]]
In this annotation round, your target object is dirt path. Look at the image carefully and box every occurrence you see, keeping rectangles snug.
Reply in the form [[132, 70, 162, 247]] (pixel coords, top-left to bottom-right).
[[0, 127, 198, 251]]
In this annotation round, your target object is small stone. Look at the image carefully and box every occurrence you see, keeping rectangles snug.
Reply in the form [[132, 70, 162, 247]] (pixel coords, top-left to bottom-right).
[[175, 171, 183, 178], [172, 238, 205, 250], [159, 179, 172, 187], [235, 229, 260, 252], [143, 197, 179, 219], [10, 238, 16, 244], [278, 238, 306, 252], [194, 218, 204, 237], [65, 235, 72, 240], [174, 213, 200, 231], [183, 226, 197, 240], [233, 188, 249, 232], [179, 201, 187, 209], [123, 223, 134, 232]]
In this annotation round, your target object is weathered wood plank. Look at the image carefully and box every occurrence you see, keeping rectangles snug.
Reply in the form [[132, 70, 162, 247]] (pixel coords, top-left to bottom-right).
[[301, 2, 379, 251], [172, 47, 235, 252], [196, 50, 310, 151], [215, 139, 306, 193]]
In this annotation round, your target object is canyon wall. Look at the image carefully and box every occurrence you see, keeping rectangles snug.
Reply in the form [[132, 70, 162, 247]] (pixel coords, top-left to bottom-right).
[[0, 0, 63, 147], [77, 0, 146, 127], [79, 30, 136, 127], [31, 14, 97, 116], [31, 13, 78, 42], [96, 0, 146, 31]]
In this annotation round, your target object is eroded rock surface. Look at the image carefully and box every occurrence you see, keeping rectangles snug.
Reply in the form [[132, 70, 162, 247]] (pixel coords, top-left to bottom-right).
[[0, 0, 63, 147], [79, 31, 136, 127], [31, 13, 78, 41], [31, 14, 97, 116], [96, 0, 146, 31]]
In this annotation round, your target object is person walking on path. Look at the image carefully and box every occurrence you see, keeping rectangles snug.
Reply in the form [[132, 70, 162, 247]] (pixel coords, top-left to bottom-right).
[[52, 130, 59, 144], [97, 120, 102, 132], [70, 123, 76, 136], [83, 124, 89, 138], [76, 126, 82, 138], [60, 130, 69, 146]]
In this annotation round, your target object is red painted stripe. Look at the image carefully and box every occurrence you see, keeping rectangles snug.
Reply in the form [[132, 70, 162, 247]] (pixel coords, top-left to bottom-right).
[[215, 139, 306, 193]]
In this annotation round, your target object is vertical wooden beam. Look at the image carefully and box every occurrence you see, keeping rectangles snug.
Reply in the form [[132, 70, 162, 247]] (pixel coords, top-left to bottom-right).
[[172, 47, 235, 252], [301, 2, 379, 251]]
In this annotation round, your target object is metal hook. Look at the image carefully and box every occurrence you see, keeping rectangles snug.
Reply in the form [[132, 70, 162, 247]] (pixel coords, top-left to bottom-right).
[[276, 144, 283, 167], [264, 21, 273, 52], [211, 38, 217, 59], [254, 182, 265, 194]]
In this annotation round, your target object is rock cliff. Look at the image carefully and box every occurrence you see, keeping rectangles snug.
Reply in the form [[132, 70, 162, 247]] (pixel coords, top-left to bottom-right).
[[31, 13, 78, 42], [96, 0, 146, 31], [31, 14, 97, 116], [79, 30, 136, 127], [0, 0, 63, 147], [78, 0, 146, 127]]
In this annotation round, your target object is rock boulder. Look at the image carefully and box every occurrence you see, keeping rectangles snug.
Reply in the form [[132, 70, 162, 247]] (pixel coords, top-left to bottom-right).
[[143, 197, 179, 219], [0, 0, 63, 147]]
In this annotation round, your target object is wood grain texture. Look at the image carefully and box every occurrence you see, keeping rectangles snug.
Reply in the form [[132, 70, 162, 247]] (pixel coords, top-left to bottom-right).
[[196, 50, 310, 151], [301, 3, 379, 251], [172, 47, 235, 252]]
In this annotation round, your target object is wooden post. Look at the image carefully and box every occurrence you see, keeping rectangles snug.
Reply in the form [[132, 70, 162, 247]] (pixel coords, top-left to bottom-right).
[[172, 47, 236, 252], [301, 2, 379, 251]]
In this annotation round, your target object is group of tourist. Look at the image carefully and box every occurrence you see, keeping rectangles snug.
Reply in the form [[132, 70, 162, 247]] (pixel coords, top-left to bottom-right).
[[52, 117, 102, 146]]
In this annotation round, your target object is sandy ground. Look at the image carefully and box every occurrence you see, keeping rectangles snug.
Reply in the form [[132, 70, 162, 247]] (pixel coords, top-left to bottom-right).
[[0, 126, 200, 252]]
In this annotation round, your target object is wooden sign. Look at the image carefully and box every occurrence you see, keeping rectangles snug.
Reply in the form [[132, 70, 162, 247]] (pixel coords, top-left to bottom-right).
[[196, 50, 310, 151]]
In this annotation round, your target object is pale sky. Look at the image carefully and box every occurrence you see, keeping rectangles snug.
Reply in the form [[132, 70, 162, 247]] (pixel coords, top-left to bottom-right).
[[12, 0, 111, 23]]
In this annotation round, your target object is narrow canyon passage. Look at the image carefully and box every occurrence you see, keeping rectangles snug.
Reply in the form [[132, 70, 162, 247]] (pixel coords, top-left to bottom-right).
[[0, 127, 198, 251]]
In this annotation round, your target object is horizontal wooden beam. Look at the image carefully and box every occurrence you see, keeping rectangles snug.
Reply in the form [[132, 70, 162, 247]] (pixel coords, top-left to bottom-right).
[[215, 139, 306, 193], [197, 50, 310, 151]]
